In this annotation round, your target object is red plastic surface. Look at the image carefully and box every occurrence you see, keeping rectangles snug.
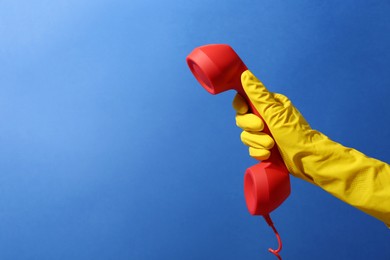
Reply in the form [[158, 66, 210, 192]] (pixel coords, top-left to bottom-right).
[[186, 44, 291, 216]]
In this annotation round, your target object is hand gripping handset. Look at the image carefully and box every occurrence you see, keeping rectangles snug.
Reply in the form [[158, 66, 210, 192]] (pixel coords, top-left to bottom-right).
[[186, 44, 290, 259]]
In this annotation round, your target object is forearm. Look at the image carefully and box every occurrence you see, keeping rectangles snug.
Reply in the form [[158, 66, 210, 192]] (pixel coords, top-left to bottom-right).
[[290, 136, 390, 226]]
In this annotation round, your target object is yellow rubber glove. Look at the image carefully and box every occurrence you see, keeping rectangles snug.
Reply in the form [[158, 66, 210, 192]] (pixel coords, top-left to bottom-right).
[[233, 70, 390, 227]]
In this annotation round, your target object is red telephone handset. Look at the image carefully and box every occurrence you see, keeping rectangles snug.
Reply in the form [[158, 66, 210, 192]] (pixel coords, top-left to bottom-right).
[[186, 44, 290, 259]]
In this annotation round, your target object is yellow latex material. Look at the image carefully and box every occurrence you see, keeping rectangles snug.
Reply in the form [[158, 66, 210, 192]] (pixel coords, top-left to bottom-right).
[[233, 70, 390, 227]]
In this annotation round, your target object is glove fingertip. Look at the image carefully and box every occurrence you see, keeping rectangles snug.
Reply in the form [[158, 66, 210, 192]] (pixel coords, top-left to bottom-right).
[[249, 147, 271, 161], [232, 94, 248, 114]]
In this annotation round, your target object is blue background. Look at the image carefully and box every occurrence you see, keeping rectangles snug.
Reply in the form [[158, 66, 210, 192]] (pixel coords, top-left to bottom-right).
[[1, 0, 389, 259]]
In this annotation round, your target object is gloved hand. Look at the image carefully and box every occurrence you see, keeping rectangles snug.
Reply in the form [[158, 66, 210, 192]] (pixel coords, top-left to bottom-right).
[[233, 70, 390, 227]]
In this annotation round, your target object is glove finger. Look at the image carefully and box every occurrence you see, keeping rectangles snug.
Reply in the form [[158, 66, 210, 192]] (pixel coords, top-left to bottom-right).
[[249, 147, 271, 161], [241, 131, 275, 149], [232, 94, 248, 114], [241, 70, 280, 122], [236, 113, 264, 131]]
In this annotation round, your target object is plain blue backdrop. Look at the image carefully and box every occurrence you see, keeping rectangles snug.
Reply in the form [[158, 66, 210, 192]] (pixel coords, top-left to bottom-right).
[[0, 0, 389, 259]]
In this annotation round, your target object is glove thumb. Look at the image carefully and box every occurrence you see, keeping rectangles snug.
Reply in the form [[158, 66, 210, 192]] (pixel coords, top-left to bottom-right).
[[241, 70, 289, 126]]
